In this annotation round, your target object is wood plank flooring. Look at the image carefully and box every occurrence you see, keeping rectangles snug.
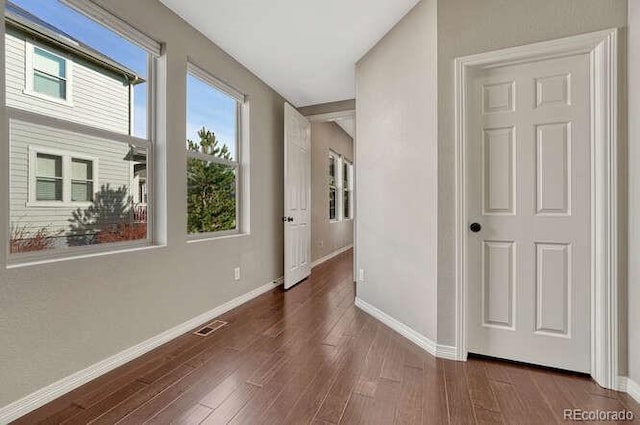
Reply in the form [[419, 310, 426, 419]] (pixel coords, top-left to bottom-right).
[[13, 249, 639, 424]]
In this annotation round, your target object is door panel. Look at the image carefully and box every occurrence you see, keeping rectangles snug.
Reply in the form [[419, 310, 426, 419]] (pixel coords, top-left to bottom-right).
[[467, 54, 590, 373], [483, 241, 515, 329], [284, 103, 311, 289], [483, 127, 515, 215]]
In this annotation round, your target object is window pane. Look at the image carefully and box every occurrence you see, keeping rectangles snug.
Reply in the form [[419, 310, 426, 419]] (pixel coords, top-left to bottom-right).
[[71, 181, 93, 202], [329, 156, 336, 186], [10, 119, 148, 253], [72, 158, 92, 180], [34, 72, 66, 99], [36, 153, 62, 178], [187, 74, 238, 160], [36, 178, 62, 201], [34, 47, 66, 78], [344, 190, 350, 219], [187, 157, 237, 234], [329, 187, 336, 220], [6, 0, 150, 137]]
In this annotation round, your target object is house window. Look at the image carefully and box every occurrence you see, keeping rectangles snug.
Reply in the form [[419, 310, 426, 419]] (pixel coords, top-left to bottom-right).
[[343, 159, 353, 220], [71, 158, 93, 202], [29, 148, 97, 205], [31, 46, 68, 100], [329, 152, 338, 221], [35, 153, 63, 201], [328, 152, 354, 222], [6, 0, 160, 258], [186, 63, 245, 238]]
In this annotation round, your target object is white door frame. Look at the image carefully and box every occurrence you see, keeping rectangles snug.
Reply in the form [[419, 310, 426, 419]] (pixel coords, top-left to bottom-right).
[[454, 29, 619, 389]]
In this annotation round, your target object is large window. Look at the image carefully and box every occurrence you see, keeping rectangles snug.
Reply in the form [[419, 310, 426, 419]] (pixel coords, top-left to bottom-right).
[[6, 0, 160, 259], [186, 64, 244, 237]]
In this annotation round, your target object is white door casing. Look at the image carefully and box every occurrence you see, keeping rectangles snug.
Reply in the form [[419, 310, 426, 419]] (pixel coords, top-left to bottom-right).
[[467, 54, 591, 372], [454, 29, 618, 388], [284, 103, 312, 289]]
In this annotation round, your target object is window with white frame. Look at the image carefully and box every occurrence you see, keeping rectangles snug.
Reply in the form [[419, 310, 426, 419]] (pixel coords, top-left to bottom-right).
[[329, 151, 338, 221], [328, 151, 353, 222], [35, 153, 63, 201], [186, 63, 244, 237], [6, 0, 160, 257], [343, 159, 353, 220], [27, 45, 70, 101], [30, 148, 96, 204]]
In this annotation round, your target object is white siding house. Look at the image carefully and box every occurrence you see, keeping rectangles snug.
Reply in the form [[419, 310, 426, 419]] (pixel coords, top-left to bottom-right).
[[6, 3, 146, 249]]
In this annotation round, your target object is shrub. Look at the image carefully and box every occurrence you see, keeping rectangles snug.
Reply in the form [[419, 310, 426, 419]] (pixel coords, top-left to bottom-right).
[[10, 224, 59, 254], [96, 223, 147, 243]]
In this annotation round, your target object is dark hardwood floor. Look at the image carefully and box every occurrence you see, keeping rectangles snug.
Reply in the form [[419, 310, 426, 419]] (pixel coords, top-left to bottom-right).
[[14, 249, 640, 424]]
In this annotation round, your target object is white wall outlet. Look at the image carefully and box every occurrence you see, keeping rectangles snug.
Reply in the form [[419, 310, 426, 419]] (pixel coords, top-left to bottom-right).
[[234, 267, 241, 281], [358, 268, 365, 282], [319, 240, 324, 249]]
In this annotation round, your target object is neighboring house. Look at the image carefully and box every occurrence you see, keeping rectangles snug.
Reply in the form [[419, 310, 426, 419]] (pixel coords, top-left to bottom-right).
[[5, 2, 146, 247]]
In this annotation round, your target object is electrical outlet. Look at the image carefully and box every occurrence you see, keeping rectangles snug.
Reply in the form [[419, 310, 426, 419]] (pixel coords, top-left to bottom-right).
[[358, 268, 365, 282], [234, 267, 241, 281], [319, 240, 324, 249]]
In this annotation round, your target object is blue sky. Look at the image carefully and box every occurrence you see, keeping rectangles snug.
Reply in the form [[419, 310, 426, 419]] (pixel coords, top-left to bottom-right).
[[10, 0, 236, 154], [186, 75, 236, 158]]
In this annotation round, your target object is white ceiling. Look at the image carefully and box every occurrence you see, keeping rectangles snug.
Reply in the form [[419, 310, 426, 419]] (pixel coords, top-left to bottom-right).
[[160, 0, 420, 107]]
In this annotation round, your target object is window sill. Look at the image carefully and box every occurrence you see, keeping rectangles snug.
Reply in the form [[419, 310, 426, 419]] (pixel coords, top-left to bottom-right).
[[187, 231, 249, 244], [26, 201, 93, 208], [7, 241, 165, 269], [22, 89, 73, 107]]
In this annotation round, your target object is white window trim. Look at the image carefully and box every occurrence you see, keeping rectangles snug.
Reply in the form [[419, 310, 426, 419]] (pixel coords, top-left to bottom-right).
[[27, 145, 99, 208], [6, 0, 160, 264], [61, 0, 161, 56], [23, 40, 74, 106], [186, 62, 246, 240]]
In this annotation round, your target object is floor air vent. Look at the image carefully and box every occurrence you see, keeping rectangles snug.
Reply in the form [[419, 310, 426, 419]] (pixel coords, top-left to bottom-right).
[[194, 320, 228, 336]]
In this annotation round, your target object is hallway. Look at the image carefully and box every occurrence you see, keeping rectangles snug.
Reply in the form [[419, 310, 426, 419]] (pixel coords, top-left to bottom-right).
[[16, 250, 640, 424]]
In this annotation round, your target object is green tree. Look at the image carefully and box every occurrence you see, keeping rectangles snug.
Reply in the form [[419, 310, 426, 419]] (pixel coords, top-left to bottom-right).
[[187, 127, 236, 233]]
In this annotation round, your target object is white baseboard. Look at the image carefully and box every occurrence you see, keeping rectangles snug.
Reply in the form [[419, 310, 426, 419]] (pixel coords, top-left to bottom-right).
[[0, 277, 284, 424], [623, 376, 640, 404], [354, 297, 457, 360], [311, 244, 353, 269]]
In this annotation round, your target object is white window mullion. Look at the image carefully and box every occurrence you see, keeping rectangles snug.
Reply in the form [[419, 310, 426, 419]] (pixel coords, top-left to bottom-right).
[[62, 155, 71, 203], [186, 150, 238, 167]]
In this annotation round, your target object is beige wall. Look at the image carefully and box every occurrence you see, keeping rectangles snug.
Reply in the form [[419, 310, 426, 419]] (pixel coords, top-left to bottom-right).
[[628, 0, 640, 386], [0, 0, 287, 407], [355, 0, 438, 341], [311, 122, 353, 262]]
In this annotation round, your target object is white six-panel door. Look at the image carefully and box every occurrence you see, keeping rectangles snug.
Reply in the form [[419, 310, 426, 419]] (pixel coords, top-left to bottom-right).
[[284, 103, 311, 289], [467, 54, 591, 372]]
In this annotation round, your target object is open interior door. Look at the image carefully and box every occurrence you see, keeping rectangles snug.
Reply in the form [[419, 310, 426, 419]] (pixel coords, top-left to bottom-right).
[[284, 103, 311, 289]]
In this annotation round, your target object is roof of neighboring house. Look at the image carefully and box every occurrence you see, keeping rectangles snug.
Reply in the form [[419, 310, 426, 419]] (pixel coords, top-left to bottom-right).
[[5, 2, 145, 85]]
